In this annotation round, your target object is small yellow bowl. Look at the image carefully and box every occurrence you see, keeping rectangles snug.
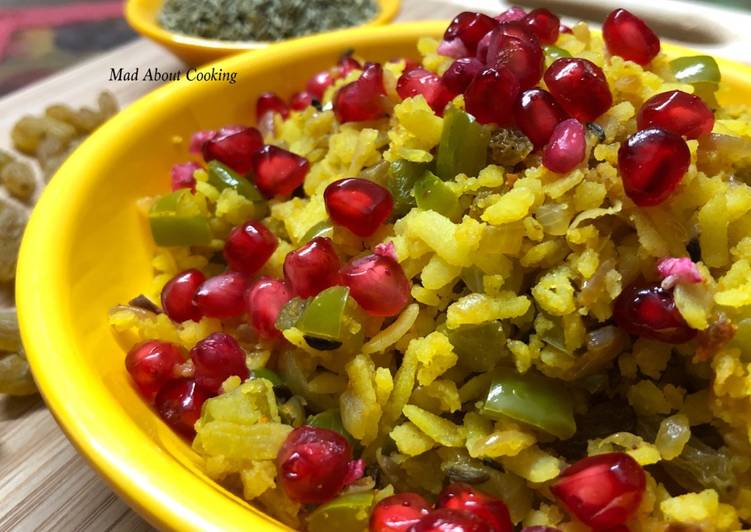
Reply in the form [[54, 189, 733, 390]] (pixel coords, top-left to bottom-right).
[[125, 0, 402, 66], [16, 20, 751, 532]]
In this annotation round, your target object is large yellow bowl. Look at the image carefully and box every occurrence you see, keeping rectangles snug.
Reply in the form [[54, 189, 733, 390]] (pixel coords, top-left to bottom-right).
[[16, 21, 751, 532], [125, 0, 401, 66]]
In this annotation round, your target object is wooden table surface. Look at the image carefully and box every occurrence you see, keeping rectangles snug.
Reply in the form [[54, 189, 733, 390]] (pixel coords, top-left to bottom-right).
[[0, 2, 461, 530]]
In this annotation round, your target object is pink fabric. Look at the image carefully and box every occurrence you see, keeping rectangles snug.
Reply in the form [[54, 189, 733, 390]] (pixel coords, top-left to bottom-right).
[[437, 38, 469, 59], [657, 257, 703, 289], [374, 241, 397, 261]]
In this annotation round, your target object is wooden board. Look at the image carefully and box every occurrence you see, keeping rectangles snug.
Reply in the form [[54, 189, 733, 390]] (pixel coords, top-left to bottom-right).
[[0, 2, 458, 530]]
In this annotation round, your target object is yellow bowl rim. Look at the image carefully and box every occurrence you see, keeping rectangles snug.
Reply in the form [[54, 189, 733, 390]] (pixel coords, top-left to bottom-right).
[[125, 0, 402, 54], [17, 18, 751, 531]]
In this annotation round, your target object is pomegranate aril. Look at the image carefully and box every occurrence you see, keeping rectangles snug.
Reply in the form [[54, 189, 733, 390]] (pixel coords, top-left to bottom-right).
[[161, 269, 206, 323], [324, 178, 393, 237], [194, 272, 247, 319], [543, 118, 586, 173], [551, 452, 646, 529], [514, 88, 568, 148], [340, 254, 410, 317], [475, 32, 492, 63], [201, 127, 263, 175], [436, 483, 513, 532], [307, 70, 334, 100], [333, 63, 387, 123], [284, 237, 341, 298], [224, 220, 278, 276], [171, 162, 200, 192], [396, 67, 453, 115], [523, 8, 560, 45], [465, 66, 520, 125], [637, 90, 714, 139], [256, 92, 289, 120], [277, 426, 353, 504], [245, 277, 292, 339], [603, 8, 660, 66], [618, 128, 690, 207], [613, 281, 697, 343], [495, 7, 526, 24], [338, 54, 362, 77], [487, 28, 544, 90], [438, 38, 470, 60], [559, 24, 572, 34], [370, 493, 431, 532], [125, 340, 183, 401], [410, 509, 491, 532], [290, 91, 315, 111], [444, 11, 498, 54], [251, 145, 310, 198], [521, 528, 562, 532], [190, 332, 249, 393], [544, 58, 613, 122], [154, 378, 209, 437], [442, 57, 484, 95]]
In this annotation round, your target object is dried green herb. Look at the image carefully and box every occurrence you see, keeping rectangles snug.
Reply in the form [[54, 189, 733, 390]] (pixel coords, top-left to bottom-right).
[[159, 0, 378, 42]]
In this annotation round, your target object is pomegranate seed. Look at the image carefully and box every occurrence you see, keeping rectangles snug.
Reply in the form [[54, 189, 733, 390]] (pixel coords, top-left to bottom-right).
[[523, 8, 560, 45], [290, 91, 314, 111], [283, 237, 341, 298], [637, 90, 714, 139], [224, 220, 278, 275], [277, 426, 353, 504], [618, 128, 690, 207], [544, 58, 613, 122], [154, 378, 209, 437], [194, 272, 247, 319], [495, 7, 526, 24], [307, 70, 334, 100], [411, 509, 491, 532], [442, 57, 484, 95], [543, 118, 586, 173], [161, 269, 206, 323], [436, 483, 513, 532], [370, 493, 431, 532], [190, 332, 249, 393], [324, 178, 393, 237], [125, 340, 183, 401], [403, 59, 421, 73], [559, 24, 572, 34], [333, 63, 387, 123], [487, 27, 544, 90], [475, 32, 492, 63], [465, 66, 520, 125], [201, 127, 263, 174], [245, 277, 292, 339], [338, 54, 362, 77], [514, 88, 568, 148], [603, 8, 660, 66], [522, 528, 562, 532], [251, 145, 310, 198], [396, 67, 453, 115], [551, 452, 646, 529], [444, 12, 498, 54], [340, 254, 410, 317], [256, 92, 289, 120], [171, 162, 199, 192], [613, 281, 697, 343], [438, 38, 470, 60]]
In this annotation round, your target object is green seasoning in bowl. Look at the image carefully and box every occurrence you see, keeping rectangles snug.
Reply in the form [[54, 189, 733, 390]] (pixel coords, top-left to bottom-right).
[[158, 0, 379, 42]]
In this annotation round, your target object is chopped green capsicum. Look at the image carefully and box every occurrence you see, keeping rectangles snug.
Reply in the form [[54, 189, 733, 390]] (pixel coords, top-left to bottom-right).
[[301, 220, 334, 243], [307, 409, 356, 446], [447, 321, 509, 372], [544, 45, 571, 66], [296, 286, 350, 349], [307, 491, 375, 532], [276, 297, 310, 332], [414, 171, 463, 221], [388, 159, 427, 217], [207, 160, 264, 202], [435, 107, 490, 181], [481, 368, 576, 439], [250, 368, 283, 386], [460, 266, 485, 293], [148, 189, 212, 247], [670, 56, 721, 107]]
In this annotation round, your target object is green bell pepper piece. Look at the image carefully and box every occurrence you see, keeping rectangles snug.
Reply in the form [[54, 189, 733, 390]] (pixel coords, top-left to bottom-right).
[[148, 189, 212, 247], [460, 266, 484, 293], [301, 220, 334, 243], [307, 409, 356, 446], [275, 297, 310, 332], [388, 159, 427, 216], [414, 171, 463, 221], [207, 160, 264, 202], [447, 321, 508, 372], [481, 368, 576, 439], [435, 107, 490, 181], [670, 56, 721, 85], [251, 368, 283, 386], [544, 45, 571, 66], [296, 286, 349, 341], [307, 491, 375, 532]]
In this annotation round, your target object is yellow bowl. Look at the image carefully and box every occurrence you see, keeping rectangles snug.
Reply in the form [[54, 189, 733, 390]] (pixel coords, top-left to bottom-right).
[[125, 0, 402, 66], [16, 20, 751, 531]]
